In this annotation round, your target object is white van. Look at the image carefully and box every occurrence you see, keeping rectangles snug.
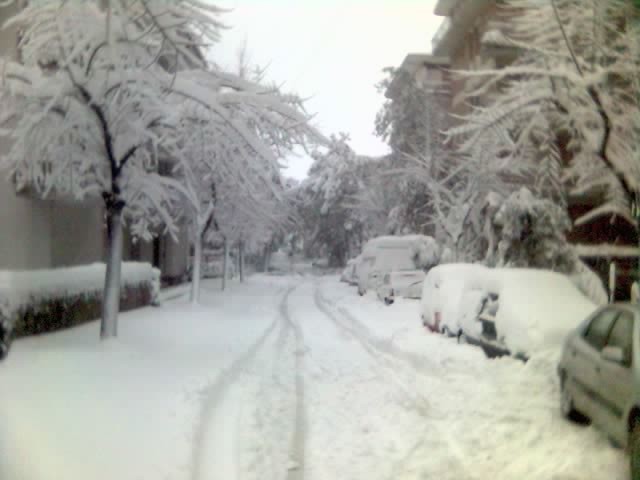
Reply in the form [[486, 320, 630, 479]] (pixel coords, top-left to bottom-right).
[[357, 236, 435, 297]]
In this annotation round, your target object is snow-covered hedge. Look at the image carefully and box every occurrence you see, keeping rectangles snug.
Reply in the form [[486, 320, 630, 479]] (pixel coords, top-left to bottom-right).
[[0, 262, 160, 339]]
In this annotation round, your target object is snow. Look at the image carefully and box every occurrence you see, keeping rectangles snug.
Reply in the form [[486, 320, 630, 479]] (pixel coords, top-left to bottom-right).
[[269, 250, 292, 272], [319, 276, 627, 479], [0, 273, 628, 480], [387, 270, 425, 298], [420, 263, 489, 333], [0, 275, 293, 480], [575, 243, 640, 258], [0, 262, 160, 318], [569, 260, 608, 306]]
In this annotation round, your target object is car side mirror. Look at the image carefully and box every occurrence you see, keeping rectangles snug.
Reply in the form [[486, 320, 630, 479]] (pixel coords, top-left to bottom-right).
[[601, 346, 625, 364]]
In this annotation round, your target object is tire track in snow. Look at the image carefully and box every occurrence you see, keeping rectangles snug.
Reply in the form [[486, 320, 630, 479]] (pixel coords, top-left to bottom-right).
[[312, 285, 432, 414], [280, 286, 307, 480], [190, 286, 294, 480], [313, 284, 480, 480]]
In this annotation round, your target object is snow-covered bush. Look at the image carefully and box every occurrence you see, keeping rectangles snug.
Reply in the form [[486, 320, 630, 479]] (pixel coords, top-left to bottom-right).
[[489, 188, 573, 271], [484, 188, 608, 305], [409, 235, 441, 271], [439, 246, 455, 265], [0, 263, 159, 338]]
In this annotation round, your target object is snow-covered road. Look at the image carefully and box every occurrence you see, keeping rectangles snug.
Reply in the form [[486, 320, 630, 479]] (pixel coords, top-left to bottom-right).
[[0, 274, 630, 480]]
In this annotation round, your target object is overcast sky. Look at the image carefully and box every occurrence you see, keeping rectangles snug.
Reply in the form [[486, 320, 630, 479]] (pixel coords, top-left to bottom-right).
[[210, 0, 443, 179]]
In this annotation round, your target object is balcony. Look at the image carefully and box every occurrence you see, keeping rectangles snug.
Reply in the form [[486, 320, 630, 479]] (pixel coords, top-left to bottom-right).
[[431, 17, 451, 53], [431, 0, 494, 57], [434, 0, 459, 16]]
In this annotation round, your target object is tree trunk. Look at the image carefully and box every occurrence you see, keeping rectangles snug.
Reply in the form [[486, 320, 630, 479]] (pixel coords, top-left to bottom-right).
[[101, 207, 124, 339], [190, 229, 203, 304], [222, 237, 229, 291], [262, 246, 270, 273], [236, 244, 241, 279], [239, 241, 245, 282]]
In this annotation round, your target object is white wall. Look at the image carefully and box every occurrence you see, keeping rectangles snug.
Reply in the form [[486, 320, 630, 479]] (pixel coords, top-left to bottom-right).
[[0, 180, 54, 269], [50, 201, 105, 268]]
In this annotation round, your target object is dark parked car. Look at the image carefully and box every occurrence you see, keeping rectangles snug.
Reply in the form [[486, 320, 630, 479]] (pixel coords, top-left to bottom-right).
[[557, 304, 640, 479]]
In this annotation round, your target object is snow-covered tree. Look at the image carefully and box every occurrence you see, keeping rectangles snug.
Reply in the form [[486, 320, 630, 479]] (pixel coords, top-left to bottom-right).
[[375, 67, 433, 157], [296, 134, 368, 266], [397, 119, 525, 261], [0, 1, 222, 337], [375, 66, 453, 235], [450, 0, 640, 228], [487, 187, 574, 270], [177, 73, 315, 302], [0, 0, 319, 334]]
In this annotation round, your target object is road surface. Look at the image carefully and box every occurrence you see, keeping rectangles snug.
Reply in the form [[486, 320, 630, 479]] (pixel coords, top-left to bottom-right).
[[191, 275, 628, 480]]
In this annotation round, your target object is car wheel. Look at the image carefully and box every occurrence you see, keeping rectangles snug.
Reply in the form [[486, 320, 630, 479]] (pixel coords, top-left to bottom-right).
[[358, 288, 365, 297], [631, 420, 640, 480], [384, 297, 394, 306], [442, 326, 452, 337], [457, 332, 468, 344]]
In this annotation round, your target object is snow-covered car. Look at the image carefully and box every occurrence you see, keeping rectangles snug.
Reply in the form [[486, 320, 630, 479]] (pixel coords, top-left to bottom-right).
[[357, 235, 439, 297], [269, 251, 291, 274], [420, 263, 488, 336], [458, 268, 597, 359], [377, 270, 425, 305], [557, 303, 640, 478], [340, 257, 360, 285]]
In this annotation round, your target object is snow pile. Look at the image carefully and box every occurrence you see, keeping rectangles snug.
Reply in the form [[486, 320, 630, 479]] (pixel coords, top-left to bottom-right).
[[0, 262, 160, 319], [478, 269, 597, 355]]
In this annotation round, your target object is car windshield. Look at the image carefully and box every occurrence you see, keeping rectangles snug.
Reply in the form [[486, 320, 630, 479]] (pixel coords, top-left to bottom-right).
[[0, 2, 632, 480]]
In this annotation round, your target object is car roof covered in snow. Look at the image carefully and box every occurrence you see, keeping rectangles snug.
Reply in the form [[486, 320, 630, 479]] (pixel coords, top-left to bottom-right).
[[363, 235, 434, 250], [478, 268, 597, 355]]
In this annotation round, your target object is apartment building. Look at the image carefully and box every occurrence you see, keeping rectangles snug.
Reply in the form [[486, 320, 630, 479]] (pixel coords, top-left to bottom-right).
[[387, 0, 638, 298]]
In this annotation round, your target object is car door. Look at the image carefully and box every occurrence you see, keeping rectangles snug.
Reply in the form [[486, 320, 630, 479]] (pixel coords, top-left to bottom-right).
[[568, 307, 619, 417], [596, 310, 634, 443]]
